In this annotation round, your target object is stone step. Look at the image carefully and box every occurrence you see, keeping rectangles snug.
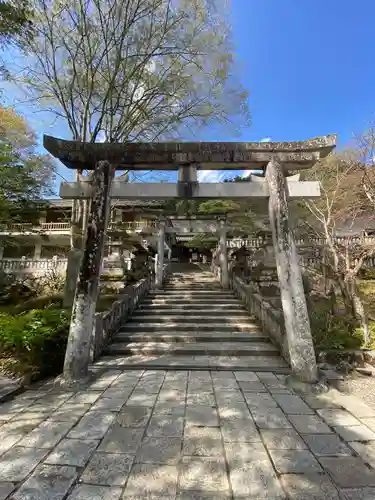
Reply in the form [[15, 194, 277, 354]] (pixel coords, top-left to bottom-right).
[[149, 289, 232, 294], [113, 332, 267, 343], [93, 354, 291, 373], [147, 293, 235, 299], [167, 281, 215, 284], [104, 341, 278, 356], [136, 306, 246, 314], [105, 342, 278, 356], [164, 288, 220, 291], [142, 298, 239, 304], [140, 301, 243, 309], [128, 314, 254, 324], [120, 322, 260, 332], [164, 281, 219, 284], [166, 280, 216, 283]]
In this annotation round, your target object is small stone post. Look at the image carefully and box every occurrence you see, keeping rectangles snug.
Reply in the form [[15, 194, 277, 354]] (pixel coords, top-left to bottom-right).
[[33, 243, 42, 259], [219, 218, 229, 288], [265, 157, 318, 383], [62, 161, 115, 385], [155, 219, 166, 287]]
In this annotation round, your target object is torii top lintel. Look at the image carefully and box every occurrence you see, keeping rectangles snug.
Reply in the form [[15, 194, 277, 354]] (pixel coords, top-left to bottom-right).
[[43, 134, 336, 171]]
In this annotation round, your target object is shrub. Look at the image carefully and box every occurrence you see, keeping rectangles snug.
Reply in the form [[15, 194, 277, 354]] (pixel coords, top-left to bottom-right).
[[359, 268, 375, 280], [0, 308, 69, 381], [13, 293, 63, 313], [356, 321, 375, 350], [0, 274, 38, 305], [36, 269, 65, 295], [310, 300, 361, 351], [101, 273, 123, 280]]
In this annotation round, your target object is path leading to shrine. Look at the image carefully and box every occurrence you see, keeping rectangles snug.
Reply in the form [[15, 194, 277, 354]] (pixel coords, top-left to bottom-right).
[[0, 368, 374, 498], [0, 266, 375, 497], [97, 264, 289, 372]]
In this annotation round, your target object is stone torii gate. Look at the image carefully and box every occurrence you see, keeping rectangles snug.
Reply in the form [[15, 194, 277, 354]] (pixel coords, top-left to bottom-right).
[[44, 134, 336, 385]]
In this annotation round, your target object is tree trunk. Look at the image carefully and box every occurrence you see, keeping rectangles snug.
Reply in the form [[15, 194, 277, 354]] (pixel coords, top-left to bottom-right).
[[352, 290, 370, 344], [338, 277, 356, 317], [345, 276, 370, 344], [63, 161, 115, 384]]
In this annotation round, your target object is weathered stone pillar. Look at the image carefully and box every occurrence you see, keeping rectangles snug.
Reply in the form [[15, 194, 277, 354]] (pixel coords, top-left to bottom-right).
[[63, 249, 83, 307], [34, 243, 42, 259], [219, 219, 229, 288], [63, 161, 115, 385], [265, 158, 318, 383], [155, 219, 166, 287], [63, 194, 86, 308]]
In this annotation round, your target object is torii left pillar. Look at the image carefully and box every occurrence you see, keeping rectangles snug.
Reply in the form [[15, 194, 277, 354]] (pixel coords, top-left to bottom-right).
[[63, 161, 115, 385], [155, 219, 166, 288]]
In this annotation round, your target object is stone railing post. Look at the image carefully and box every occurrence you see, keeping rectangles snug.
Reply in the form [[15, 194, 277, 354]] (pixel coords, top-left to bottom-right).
[[90, 312, 103, 362], [218, 218, 229, 288], [265, 157, 318, 383], [155, 218, 166, 288]]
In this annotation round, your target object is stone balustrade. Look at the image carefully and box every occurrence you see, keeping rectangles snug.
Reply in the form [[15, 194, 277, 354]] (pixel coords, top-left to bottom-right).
[[0, 222, 71, 232], [229, 272, 290, 364], [0, 257, 132, 276], [91, 263, 171, 360], [228, 235, 375, 248], [210, 260, 289, 364], [0, 220, 157, 234], [0, 258, 68, 274]]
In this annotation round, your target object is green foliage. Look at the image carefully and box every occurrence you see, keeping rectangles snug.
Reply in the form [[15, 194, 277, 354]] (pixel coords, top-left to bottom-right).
[[359, 268, 375, 280], [198, 199, 240, 214], [101, 273, 124, 281], [0, 0, 33, 44], [13, 294, 63, 313], [0, 308, 69, 380], [356, 321, 375, 350], [0, 106, 54, 228], [184, 233, 218, 250], [310, 299, 362, 351], [358, 279, 375, 319]]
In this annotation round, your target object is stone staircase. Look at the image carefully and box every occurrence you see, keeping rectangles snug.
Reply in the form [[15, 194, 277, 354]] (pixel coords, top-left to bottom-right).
[[99, 266, 290, 372]]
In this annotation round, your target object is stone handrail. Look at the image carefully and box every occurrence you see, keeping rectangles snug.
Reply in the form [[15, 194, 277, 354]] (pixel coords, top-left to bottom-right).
[[0, 222, 71, 232], [211, 261, 289, 364], [228, 235, 375, 249], [91, 263, 171, 360], [1, 220, 157, 233], [107, 220, 157, 231], [229, 273, 290, 364], [0, 258, 68, 272], [0, 257, 134, 275], [41, 222, 71, 231]]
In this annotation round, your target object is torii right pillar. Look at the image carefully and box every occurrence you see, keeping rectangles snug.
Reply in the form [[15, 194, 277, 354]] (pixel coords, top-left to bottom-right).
[[265, 157, 318, 384]]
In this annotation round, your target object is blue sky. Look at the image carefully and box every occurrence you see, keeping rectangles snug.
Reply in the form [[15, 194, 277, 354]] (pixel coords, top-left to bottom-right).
[[3, 0, 375, 189], [230, 0, 375, 145]]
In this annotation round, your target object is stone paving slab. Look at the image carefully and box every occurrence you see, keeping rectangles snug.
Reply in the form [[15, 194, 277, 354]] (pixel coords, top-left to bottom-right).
[[0, 375, 21, 403], [2, 369, 375, 498], [280, 474, 340, 499], [12, 464, 78, 500]]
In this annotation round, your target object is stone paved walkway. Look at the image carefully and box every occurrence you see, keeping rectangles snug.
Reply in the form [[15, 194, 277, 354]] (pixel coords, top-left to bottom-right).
[[0, 370, 375, 498]]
